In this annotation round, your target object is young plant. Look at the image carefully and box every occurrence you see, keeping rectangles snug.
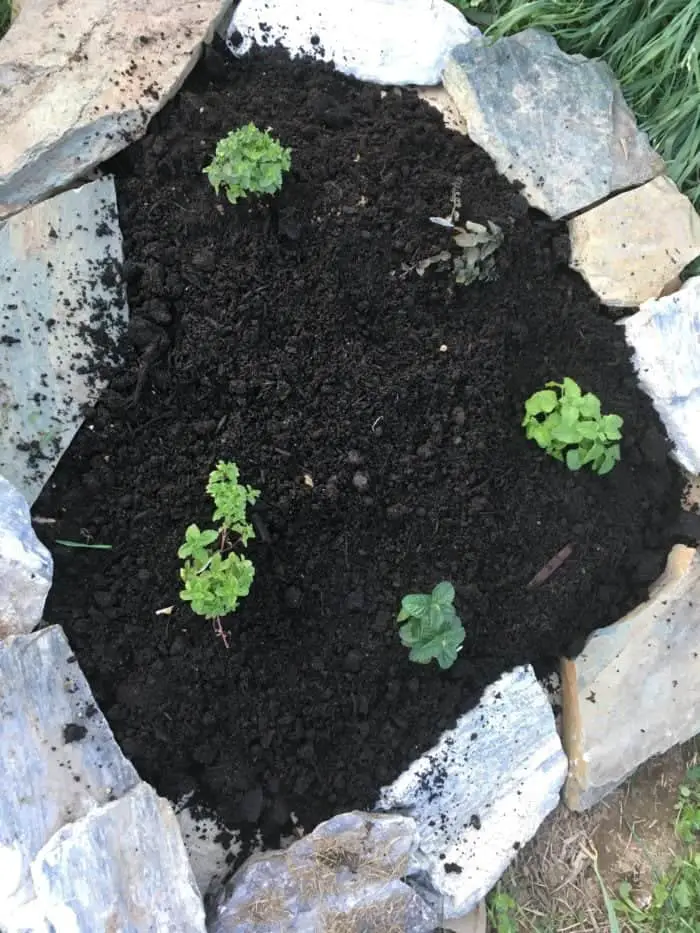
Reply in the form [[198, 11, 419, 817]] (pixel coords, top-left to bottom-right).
[[203, 123, 291, 205], [178, 461, 260, 646], [397, 581, 465, 670], [523, 377, 623, 476]]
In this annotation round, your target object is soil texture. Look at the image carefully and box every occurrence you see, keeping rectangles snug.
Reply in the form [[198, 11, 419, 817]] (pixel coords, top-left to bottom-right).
[[38, 44, 688, 840]]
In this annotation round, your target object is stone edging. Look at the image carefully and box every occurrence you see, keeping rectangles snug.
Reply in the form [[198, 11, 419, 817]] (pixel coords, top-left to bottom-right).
[[1, 0, 700, 928]]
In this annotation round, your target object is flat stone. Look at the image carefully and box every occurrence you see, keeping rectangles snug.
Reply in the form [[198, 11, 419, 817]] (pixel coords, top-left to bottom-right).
[[569, 176, 700, 307], [0, 625, 139, 918], [444, 902, 487, 933], [0, 0, 230, 219], [443, 30, 664, 220], [0, 474, 52, 637], [376, 665, 567, 918], [30, 782, 206, 932], [226, 0, 480, 86], [562, 544, 700, 811], [0, 178, 128, 504], [210, 811, 438, 932], [624, 276, 700, 473]]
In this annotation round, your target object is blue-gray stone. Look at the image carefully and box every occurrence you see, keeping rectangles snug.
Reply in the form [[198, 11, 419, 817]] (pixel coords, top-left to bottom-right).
[[443, 30, 664, 219], [0, 474, 52, 637]]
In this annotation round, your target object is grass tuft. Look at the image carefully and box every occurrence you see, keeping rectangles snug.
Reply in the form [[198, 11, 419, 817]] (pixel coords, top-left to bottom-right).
[[0, 0, 11, 39]]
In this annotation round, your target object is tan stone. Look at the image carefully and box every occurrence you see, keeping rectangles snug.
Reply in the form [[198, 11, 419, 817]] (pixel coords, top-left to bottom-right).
[[562, 544, 700, 811], [568, 176, 700, 307], [0, 0, 231, 219], [418, 86, 468, 134]]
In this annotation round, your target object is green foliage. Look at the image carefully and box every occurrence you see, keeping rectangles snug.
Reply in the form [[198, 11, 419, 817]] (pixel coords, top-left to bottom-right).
[[178, 461, 260, 621], [206, 460, 259, 544], [463, 0, 700, 208], [611, 765, 700, 932], [203, 123, 291, 205], [397, 581, 465, 670], [487, 889, 519, 933], [523, 377, 623, 475]]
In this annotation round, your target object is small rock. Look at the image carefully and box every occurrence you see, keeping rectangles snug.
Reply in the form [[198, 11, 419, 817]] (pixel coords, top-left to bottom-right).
[[452, 406, 466, 427], [343, 649, 363, 673], [63, 723, 88, 744], [284, 586, 303, 610], [347, 449, 364, 466], [345, 589, 365, 612], [352, 471, 369, 491]]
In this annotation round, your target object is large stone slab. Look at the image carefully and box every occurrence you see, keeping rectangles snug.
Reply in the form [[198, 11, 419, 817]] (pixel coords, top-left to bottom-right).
[[569, 176, 700, 307], [0, 0, 230, 219], [0, 474, 52, 637], [210, 811, 438, 932], [226, 0, 480, 86], [562, 544, 700, 811], [442, 30, 664, 220], [624, 276, 700, 474], [0, 625, 139, 919], [0, 177, 128, 504], [30, 782, 206, 932], [376, 665, 567, 918]]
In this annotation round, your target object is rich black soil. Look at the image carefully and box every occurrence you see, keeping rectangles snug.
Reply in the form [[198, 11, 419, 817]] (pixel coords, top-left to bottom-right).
[[38, 45, 688, 842]]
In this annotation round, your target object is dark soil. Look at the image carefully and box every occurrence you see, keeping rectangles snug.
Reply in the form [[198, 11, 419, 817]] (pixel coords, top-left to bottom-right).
[[38, 44, 688, 843]]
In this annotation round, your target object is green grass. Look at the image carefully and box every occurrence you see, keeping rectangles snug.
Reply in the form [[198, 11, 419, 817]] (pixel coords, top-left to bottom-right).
[[0, 0, 12, 39], [610, 766, 700, 932], [487, 767, 700, 932], [449, 0, 700, 209]]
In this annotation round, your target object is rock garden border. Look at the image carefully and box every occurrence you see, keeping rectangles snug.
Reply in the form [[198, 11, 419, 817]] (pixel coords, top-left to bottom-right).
[[1, 0, 699, 929]]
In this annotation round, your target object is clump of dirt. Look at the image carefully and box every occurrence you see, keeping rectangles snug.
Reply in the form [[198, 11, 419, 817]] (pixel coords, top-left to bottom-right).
[[38, 44, 688, 840]]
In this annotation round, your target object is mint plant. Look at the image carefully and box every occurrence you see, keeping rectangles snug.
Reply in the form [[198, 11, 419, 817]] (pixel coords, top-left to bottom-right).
[[523, 377, 623, 476], [397, 581, 465, 670], [178, 461, 259, 646], [203, 123, 291, 205]]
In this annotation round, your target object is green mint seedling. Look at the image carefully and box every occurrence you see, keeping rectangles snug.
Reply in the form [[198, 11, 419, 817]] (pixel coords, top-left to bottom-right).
[[178, 461, 259, 645], [523, 377, 623, 476], [203, 123, 291, 205], [397, 581, 465, 670]]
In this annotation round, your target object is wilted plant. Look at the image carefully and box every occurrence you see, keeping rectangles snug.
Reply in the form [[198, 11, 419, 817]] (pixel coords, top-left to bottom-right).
[[203, 123, 292, 205], [397, 581, 465, 669], [523, 377, 623, 475], [178, 460, 259, 646], [429, 215, 503, 285]]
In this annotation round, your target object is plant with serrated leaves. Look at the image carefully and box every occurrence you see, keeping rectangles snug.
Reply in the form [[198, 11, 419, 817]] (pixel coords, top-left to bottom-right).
[[178, 461, 259, 640], [203, 123, 291, 205], [523, 377, 623, 476], [427, 215, 503, 285], [397, 581, 465, 670]]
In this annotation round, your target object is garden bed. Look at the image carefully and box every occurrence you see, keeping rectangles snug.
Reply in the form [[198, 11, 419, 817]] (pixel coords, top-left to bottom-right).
[[37, 45, 686, 843]]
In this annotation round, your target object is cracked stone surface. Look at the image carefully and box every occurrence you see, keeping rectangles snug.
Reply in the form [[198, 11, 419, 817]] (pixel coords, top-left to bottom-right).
[[29, 783, 205, 933], [0, 0, 230, 219], [563, 544, 700, 810], [569, 176, 700, 307], [0, 625, 139, 921], [625, 276, 700, 474], [442, 30, 664, 220], [211, 811, 438, 933], [376, 666, 567, 918], [0, 474, 52, 637], [0, 177, 128, 504]]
